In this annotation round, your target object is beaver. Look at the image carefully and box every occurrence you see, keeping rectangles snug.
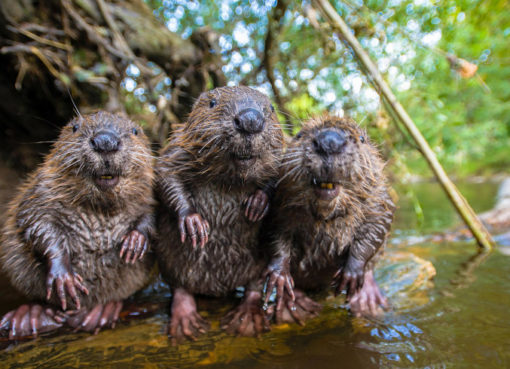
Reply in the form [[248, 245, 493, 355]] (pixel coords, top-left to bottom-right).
[[0, 111, 155, 339], [264, 115, 395, 323], [155, 86, 283, 342]]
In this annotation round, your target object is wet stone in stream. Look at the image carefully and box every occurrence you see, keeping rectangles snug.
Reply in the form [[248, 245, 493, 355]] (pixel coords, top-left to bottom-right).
[[0, 250, 435, 368]]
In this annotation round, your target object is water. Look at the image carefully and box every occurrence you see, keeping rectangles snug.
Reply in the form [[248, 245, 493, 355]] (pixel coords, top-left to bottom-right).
[[1, 178, 509, 368]]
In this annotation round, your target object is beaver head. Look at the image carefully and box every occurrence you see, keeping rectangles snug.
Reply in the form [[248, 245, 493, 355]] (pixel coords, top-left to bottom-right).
[[281, 115, 385, 220], [179, 86, 283, 185], [48, 111, 153, 208]]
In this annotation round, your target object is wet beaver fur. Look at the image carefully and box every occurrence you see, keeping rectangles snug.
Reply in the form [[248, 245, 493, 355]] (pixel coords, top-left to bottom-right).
[[0, 111, 155, 339], [155, 86, 283, 342], [265, 115, 395, 324]]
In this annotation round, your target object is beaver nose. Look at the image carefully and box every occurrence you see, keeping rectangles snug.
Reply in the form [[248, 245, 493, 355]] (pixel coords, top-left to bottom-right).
[[313, 130, 346, 155], [233, 108, 265, 134], [90, 130, 120, 153]]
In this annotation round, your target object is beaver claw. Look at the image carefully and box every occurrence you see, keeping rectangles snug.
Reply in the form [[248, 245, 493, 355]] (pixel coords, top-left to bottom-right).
[[267, 289, 322, 326], [244, 189, 269, 222], [0, 304, 64, 340], [221, 291, 270, 337], [332, 257, 365, 298], [349, 270, 388, 317], [46, 263, 89, 311], [167, 288, 209, 345], [120, 230, 148, 263], [178, 210, 210, 248], [167, 310, 209, 345], [67, 301, 123, 334], [264, 264, 295, 311]]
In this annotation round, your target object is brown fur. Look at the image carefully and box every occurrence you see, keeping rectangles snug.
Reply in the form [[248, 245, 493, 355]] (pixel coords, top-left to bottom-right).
[[270, 115, 395, 290], [156, 86, 283, 296], [0, 111, 155, 309]]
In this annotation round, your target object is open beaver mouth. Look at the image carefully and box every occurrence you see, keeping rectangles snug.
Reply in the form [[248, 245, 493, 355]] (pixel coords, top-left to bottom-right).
[[312, 179, 340, 200], [94, 174, 120, 189]]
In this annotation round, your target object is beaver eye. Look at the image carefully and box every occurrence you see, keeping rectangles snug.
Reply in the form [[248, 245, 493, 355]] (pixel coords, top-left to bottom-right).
[[132, 128, 138, 135], [360, 135, 365, 143], [72, 124, 79, 133], [270, 104, 275, 113], [209, 98, 217, 108], [295, 132, 303, 139]]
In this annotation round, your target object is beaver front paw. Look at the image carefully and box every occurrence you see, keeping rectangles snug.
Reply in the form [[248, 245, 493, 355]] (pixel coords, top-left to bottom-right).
[[332, 257, 365, 298], [120, 230, 148, 263], [46, 262, 89, 311], [221, 291, 270, 337], [178, 209, 210, 248], [243, 189, 270, 222]]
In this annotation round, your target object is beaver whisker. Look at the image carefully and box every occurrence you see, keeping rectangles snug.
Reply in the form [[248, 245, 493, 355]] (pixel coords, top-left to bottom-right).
[[282, 153, 302, 162], [290, 167, 306, 182], [276, 165, 303, 186], [275, 109, 304, 122], [187, 126, 223, 135], [130, 158, 148, 169], [283, 155, 302, 162], [131, 152, 156, 162], [198, 135, 222, 154], [58, 159, 82, 172], [282, 159, 303, 168]]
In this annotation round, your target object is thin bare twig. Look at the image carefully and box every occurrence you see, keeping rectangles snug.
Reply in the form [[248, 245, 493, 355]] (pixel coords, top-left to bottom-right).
[[19, 23, 67, 36], [62, 0, 130, 60], [95, 0, 153, 76], [262, 0, 293, 129], [7, 25, 72, 50], [2, 44, 65, 83]]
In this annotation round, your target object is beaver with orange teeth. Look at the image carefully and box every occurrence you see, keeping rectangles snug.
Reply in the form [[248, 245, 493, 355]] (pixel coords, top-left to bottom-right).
[[0, 111, 155, 339], [265, 114, 395, 323]]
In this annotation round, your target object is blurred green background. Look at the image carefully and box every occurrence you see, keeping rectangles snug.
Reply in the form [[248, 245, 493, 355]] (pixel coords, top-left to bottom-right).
[[1, 0, 508, 177], [143, 0, 510, 177]]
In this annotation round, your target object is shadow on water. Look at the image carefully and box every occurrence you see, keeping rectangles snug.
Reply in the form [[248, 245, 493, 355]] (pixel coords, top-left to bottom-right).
[[1, 175, 509, 368]]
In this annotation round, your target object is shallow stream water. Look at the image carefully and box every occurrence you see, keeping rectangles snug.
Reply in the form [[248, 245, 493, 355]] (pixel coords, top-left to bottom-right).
[[1, 178, 509, 368]]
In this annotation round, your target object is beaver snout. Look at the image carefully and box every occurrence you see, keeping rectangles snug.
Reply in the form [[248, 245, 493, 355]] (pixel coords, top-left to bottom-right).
[[90, 130, 120, 154], [233, 108, 265, 135], [313, 130, 346, 156]]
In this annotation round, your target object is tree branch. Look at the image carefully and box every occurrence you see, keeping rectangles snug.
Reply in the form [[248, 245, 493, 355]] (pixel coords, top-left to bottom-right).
[[312, 0, 494, 250], [262, 0, 293, 130]]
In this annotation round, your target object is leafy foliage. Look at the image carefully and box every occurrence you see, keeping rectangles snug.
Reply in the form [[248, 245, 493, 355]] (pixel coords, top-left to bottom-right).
[[141, 0, 509, 176]]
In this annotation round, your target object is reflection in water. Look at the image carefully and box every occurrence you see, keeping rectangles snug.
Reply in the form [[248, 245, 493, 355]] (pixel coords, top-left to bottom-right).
[[449, 250, 490, 290], [361, 320, 426, 366]]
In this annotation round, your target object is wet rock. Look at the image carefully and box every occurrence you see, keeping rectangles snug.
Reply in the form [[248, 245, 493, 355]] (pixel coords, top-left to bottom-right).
[[0, 250, 435, 367]]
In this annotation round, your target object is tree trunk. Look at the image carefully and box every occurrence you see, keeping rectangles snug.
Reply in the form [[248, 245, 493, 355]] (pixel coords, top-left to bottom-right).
[[0, 0, 225, 170]]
